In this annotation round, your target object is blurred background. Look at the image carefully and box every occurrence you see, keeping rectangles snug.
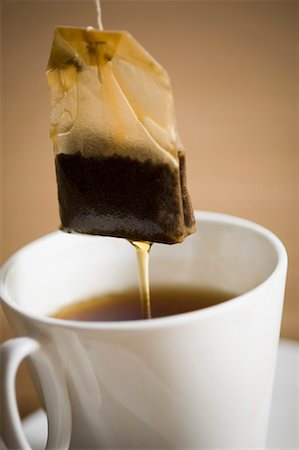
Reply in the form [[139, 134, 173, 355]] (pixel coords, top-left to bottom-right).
[[1, 0, 298, 417]]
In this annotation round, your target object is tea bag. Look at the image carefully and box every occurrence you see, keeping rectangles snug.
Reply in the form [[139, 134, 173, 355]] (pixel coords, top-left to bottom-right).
[[47, 27, 195, 244]]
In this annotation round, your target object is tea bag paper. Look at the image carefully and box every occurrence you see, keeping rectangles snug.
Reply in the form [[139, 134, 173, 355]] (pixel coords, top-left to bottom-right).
[[47, 27, 195, 243]]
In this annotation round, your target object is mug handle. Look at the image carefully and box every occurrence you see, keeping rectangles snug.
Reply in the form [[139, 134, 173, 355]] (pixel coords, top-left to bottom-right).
[[0, 337, 71, 450]]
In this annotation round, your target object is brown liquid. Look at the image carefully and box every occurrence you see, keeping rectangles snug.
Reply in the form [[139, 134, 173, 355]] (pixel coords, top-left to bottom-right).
[[52, 287, 236, 322], [131, 241, 152, 319]]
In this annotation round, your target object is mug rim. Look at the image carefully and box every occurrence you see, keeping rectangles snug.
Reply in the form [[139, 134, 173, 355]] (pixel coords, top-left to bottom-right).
[[0, 211, 288, 331]]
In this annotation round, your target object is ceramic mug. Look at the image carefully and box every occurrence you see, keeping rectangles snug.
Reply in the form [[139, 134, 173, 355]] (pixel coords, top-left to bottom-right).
[[0, 211, 287, 449]]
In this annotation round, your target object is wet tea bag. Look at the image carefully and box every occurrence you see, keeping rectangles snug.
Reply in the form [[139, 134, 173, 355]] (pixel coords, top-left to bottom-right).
[[47, 27, 195, 244]]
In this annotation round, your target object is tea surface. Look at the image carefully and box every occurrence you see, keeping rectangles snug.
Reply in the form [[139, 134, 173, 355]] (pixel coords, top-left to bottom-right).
[[53, 286, 236, 322]]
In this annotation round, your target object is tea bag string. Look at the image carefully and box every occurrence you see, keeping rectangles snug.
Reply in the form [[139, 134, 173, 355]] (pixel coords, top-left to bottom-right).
[[95, 0, 104, 30]]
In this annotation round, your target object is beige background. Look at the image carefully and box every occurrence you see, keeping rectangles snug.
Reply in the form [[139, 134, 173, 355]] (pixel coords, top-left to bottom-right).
[[1, 0, 298, 417]]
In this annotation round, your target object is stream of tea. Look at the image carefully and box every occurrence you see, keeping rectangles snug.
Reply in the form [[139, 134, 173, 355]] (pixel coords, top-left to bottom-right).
[[131, 241, 152, 319]]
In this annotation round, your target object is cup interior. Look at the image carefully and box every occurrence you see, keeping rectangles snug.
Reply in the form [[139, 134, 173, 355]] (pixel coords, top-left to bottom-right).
[[1, 212, 280, 317]]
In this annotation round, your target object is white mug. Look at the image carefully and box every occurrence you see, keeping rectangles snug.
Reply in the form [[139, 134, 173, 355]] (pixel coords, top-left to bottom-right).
[[0, 211, 287, 449]]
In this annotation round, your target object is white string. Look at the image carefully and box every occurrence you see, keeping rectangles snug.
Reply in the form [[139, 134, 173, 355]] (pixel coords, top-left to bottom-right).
[[95, 0, 104, 30]]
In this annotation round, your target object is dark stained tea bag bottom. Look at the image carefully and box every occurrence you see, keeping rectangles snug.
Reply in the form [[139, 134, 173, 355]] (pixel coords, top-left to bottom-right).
[[55, 151, 195, 244]]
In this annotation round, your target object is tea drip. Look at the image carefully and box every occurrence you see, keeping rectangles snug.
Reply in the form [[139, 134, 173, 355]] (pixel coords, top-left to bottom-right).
[[131, 241, 152, 319]]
